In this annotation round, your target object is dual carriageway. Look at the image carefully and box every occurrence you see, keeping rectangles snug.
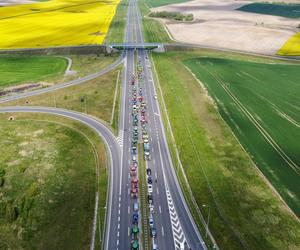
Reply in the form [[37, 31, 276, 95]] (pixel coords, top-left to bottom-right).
[[0, 0, 207, 249]]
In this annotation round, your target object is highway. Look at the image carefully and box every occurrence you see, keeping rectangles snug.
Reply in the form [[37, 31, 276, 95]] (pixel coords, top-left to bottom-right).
[[114, 0, 206, 249], [0, 0, 207, 249]]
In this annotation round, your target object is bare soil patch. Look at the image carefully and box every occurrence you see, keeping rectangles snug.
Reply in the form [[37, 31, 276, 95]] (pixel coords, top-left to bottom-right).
[[152, 0, 299, 54], [0, 0, 35, 7]]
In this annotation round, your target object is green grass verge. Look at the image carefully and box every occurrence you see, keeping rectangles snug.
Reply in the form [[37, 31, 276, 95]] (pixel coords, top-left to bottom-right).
[[151, 51, 300, 249], [139, 0, 173, 43], [0, 54, 118, 98], [184, 57, 300, 217], [0, 55, 67, 89], [1, 66, 122, 125], [105, 0, 128, 43], [237, 2, 300, 18], [145, 0, 190, 8], [111, 70, 122, 133], [66, 54, 118, 79], [0, 112, 107, 249]]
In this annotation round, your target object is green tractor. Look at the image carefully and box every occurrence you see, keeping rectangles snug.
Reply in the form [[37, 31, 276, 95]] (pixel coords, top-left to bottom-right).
[[131, 240, 139, 250]]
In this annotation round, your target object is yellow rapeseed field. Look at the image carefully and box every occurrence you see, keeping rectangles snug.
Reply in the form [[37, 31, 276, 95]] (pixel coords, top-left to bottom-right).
[[278, 32, 300, 56], [0, 0, 120, 49]]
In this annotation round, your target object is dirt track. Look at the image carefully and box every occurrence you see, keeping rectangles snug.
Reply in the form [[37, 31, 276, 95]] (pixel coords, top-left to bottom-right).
[[152, 0, 299, 54], [0, 0, 35, 6]]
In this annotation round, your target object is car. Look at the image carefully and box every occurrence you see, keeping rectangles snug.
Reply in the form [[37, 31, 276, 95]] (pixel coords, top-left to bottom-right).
[[133, 202, 139, 212], [147, 194, 153, 204], [132, 213, 139, 224], [146, 168, 151, 176], [152, 243, 158, 250], [150, 227, 157, 238], [149, 216, 154, 228], [144, 152, 150, 161], [147, 176, 152, 184], [149, 204, 154, 214], [148, 184, 153, 193], [131, 188, 138, 198], [132, 155, 137, 161], [132, 147, 137, 155]]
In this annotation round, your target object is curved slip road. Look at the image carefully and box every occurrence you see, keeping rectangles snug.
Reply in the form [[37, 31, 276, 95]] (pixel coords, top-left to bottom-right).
[[0, 106, 122, 250], [0, 54, 125, 104]]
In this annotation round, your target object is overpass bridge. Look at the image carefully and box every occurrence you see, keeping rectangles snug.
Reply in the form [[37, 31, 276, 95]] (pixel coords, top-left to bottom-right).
[[107, 43, 164, 52]]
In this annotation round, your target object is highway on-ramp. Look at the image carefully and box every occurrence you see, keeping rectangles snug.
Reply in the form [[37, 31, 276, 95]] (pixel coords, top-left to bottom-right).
[[0, 54, 124, 104], [0, 106, 122, 249]]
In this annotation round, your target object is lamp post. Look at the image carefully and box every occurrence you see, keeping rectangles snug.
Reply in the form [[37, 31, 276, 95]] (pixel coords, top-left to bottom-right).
[[202, 204, 210, 239]]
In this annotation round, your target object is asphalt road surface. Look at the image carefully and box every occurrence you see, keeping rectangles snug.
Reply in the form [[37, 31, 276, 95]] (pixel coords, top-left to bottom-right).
[[114, 0, 207, 249]]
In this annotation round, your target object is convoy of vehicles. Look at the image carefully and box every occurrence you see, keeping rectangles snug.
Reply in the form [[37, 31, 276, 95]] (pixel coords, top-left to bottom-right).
[[128, 57, 158, 250]]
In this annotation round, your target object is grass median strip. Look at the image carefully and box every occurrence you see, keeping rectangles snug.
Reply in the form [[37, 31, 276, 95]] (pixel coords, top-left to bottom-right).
[[0, 112, 107, 249], [152, 51, 300, 249]]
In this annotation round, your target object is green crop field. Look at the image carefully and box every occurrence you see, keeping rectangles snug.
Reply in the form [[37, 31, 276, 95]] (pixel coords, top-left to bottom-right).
[[0, 56, 67, 89], [184, 57, 300, 216], [237, 3, 300, 18], [105, 0, 128, 43], [0, 113, 107, 249], [152, 51, 300, 249]]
